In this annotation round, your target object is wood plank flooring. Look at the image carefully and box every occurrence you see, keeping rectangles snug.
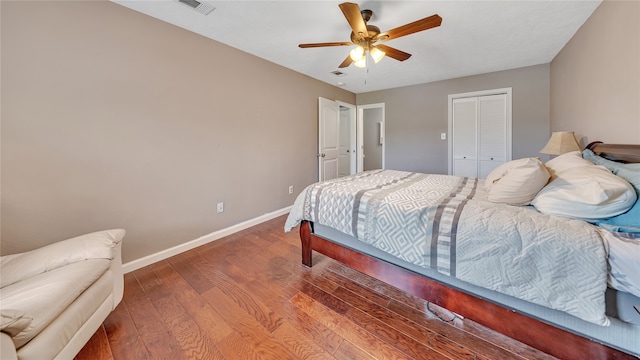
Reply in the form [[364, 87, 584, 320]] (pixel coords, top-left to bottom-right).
[[75, 215, 557, 360]]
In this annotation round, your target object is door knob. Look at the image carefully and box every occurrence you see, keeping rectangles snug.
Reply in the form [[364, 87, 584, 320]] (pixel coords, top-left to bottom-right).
[[322, 153, 326, 158]]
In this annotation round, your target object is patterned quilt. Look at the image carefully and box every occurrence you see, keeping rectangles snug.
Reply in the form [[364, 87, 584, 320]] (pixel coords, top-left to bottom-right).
[[285, 169, 610, 326]]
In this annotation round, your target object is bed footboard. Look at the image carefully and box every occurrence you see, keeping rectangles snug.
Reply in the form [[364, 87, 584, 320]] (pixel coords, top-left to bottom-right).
[[299, 220, 635, 360]]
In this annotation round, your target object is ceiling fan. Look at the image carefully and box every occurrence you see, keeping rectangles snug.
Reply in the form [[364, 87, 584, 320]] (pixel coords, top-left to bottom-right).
[[299, 2, 442, 68]]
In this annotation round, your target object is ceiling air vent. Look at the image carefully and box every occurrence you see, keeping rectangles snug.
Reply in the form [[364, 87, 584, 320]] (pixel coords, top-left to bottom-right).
[[331, 70, 346, 77], [178, 0, 215, 15]]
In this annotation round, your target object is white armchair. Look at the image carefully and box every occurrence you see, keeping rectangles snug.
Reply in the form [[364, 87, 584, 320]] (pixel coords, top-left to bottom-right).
[[0, 229, 125, 360]]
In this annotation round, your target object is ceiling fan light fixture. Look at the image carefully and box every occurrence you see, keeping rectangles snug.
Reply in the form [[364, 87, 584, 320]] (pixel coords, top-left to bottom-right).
[[354, 56, 367, 68], [370, 47, 385, 63], [349, 46, 365, 61]]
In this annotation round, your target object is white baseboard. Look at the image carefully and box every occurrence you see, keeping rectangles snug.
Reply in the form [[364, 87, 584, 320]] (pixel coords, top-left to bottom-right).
[[122, 206, 292, 273]]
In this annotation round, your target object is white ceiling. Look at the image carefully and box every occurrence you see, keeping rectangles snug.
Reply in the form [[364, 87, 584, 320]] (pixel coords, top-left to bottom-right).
[[113, 0, 601, 94]]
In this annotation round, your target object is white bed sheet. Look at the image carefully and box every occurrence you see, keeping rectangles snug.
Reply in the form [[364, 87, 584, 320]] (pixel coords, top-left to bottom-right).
[[600, 229, 640, 298]]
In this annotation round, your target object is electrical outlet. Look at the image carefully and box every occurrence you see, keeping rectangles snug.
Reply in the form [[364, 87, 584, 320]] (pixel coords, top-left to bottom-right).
[[288, 185, 294, 194], [216, 202, 224, 213]]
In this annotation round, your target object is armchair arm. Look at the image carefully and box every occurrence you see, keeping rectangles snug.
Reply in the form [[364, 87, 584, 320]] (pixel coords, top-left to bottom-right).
[[109, 233, 124, 309], [1, 332, 17, 360]]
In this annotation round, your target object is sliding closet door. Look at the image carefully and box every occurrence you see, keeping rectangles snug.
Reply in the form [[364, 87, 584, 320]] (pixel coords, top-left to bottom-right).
[[448, 88, 511, 178], [478, 94, 507, 178], [452, 98, 478, 178]]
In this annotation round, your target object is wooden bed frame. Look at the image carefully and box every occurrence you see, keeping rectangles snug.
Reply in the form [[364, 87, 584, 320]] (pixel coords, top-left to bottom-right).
[[299, 142, 640, 360]]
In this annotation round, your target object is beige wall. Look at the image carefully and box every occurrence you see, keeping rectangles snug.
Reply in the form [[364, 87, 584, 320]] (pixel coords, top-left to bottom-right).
[[551, 0, 640, 145], [0, 1, 354, 261], [357, 64, 550, 174]]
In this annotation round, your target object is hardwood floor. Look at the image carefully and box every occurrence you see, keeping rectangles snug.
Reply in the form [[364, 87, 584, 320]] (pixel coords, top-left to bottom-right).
[[75, 215, 557, 360]]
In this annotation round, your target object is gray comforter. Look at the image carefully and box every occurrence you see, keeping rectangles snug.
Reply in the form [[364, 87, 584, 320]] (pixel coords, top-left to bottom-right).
[[285, 169, 610, 326]]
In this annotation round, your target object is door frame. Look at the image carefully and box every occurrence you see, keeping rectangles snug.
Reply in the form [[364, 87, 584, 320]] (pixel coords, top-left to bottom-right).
[[447, 88, 512, 175], [357, 103, 385, 173]]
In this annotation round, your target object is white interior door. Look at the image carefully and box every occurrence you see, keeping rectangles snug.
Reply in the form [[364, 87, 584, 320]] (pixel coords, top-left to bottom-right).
[[337, 102, 357, 177], [318, 97, 339, 181]]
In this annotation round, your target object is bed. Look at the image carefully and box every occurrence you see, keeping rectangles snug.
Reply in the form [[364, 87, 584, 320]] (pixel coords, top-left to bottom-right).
[[285, 142, 640, 359]]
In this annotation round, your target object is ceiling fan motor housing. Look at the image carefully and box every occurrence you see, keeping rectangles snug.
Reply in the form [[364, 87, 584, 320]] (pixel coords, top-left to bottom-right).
[[350, 24, 381, 47]]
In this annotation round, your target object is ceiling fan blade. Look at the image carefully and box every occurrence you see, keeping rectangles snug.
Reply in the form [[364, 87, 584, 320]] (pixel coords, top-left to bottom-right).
[[338, 55, 353, 68], [299, 42, 353, 48], [379, 14, 442, 42], [339, 2, 368, 40], [374, 44, 411, 61]]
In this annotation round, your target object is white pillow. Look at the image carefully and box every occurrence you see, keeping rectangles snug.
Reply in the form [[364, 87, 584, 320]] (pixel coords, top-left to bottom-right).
[[532, 165, 637, 220], [484, 158, 550, 205], [544, 151, 593, 180]]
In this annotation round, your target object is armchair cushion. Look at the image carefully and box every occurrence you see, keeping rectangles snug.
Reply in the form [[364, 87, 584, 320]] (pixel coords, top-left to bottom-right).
[[1, 259, 111, 348], [0, 229, 125, 349], [0, 229, 124, 288]]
